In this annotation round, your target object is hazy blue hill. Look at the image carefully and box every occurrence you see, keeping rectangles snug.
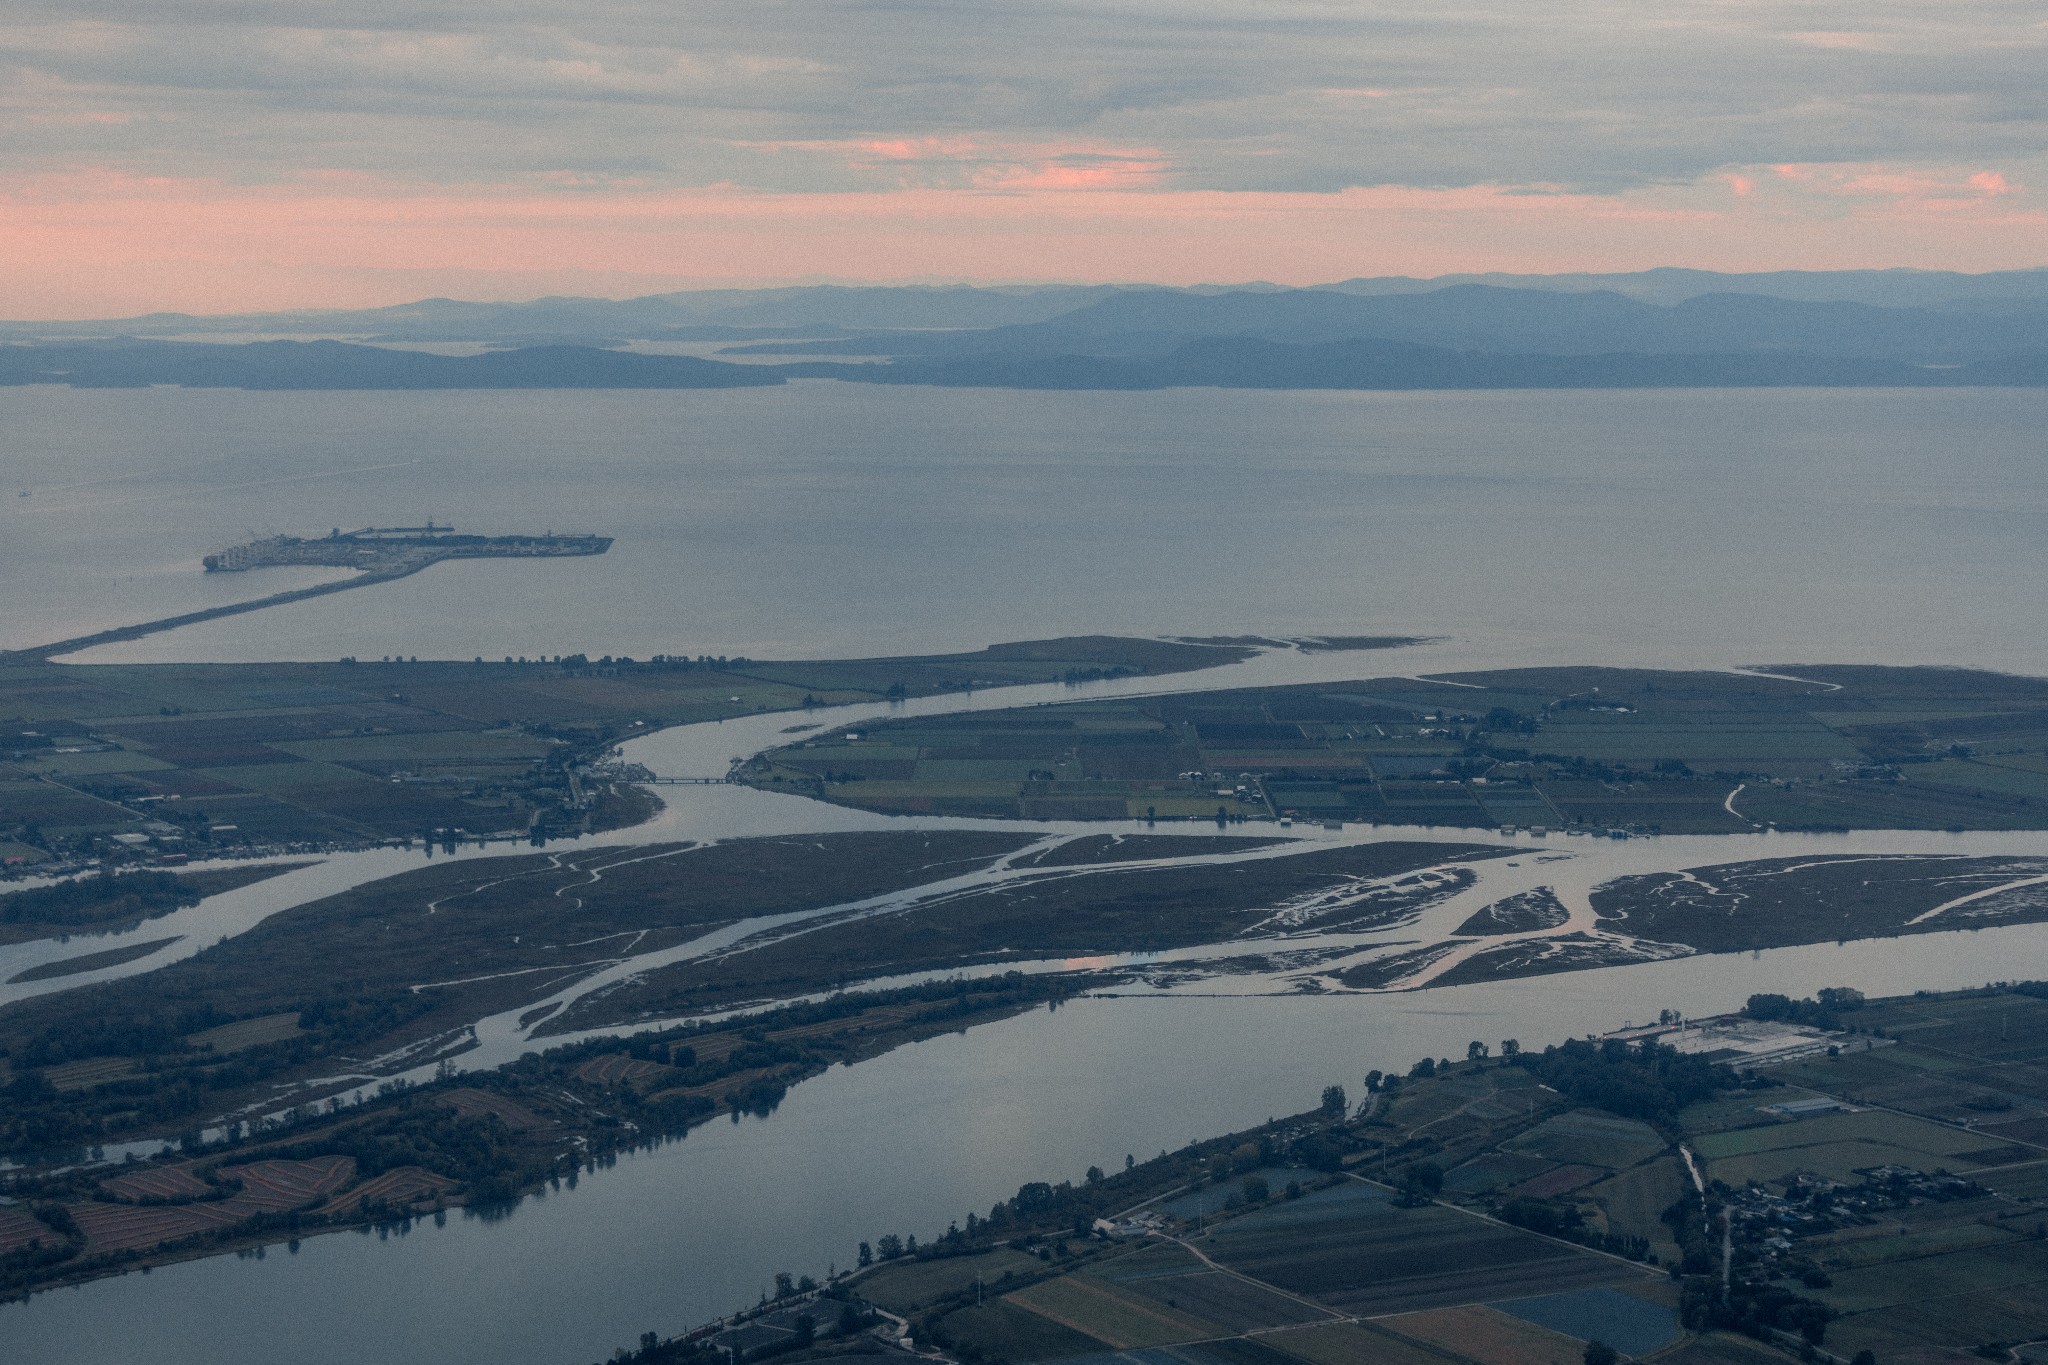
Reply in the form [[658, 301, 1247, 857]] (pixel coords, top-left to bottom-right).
[[0, 339, 786, 389], [0, 283, 1150, 343], [653, 282, 1154, 330], [846, 335, 1974, 390], [1, 313, 2041, 393], [6, 272, 2046, 346], [726, 284, 2048, 364], [1323, 266, 2048, 310]]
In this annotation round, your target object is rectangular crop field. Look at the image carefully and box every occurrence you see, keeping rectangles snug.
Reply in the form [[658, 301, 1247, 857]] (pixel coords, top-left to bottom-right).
[[1830, 1279, 2048, 1364], [1692, 1108, 1998, 1183], [858, 1250, 1046, 1314], [0, 1207, 53, 1255], [936, 1301, 1112, 1363], [1578, 1157, 1689, 1260], [1502, 1110, 1667, 1170], [1101, 1266, 1334, 1334], [1379, 1304, 1585, 1365], [1201, 1182, 1639, 1316], [1489, 1286, 1682, 1356], [1006, 1272, 1224, 1347], [1263, 1322, 1461, 1365], [1818, 1239, 2048, 1314]]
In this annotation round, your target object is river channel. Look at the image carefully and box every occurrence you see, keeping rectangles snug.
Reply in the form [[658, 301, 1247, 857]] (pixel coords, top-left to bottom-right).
[[6, 642, 2048, 1365]]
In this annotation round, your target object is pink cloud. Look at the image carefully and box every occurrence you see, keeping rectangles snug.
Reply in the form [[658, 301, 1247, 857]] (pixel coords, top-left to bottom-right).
[[1785, 31, 1891, 52], [0, 168, 2043, 317], [1760, 162, 2028, 213], [751, 135, 1170, 191]]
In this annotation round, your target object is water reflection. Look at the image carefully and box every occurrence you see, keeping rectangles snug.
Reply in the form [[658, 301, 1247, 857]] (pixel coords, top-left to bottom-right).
[[6, 913, 2046, 1365]]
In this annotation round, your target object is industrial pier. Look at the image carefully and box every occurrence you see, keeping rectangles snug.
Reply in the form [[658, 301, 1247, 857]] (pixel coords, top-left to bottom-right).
[[203, 523, 613, 574], [3, 524, 613, 664]]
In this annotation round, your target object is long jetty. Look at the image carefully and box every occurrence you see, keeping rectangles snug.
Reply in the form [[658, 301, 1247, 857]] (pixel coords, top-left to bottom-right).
[[2, 527, 612, 664], [1, 567, 421, 664]]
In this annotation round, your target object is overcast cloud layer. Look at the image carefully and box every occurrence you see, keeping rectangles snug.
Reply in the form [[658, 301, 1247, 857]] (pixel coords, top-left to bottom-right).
[[2, 1, 2044, 312], [7, 0, 2046, 191]]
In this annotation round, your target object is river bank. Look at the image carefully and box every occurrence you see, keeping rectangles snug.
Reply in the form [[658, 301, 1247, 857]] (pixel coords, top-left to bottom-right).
[[6, 639, 2048, 1363]]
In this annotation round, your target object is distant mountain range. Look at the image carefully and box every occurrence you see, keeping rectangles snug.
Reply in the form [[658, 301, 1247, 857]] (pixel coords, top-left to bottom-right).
[[0, 340, 785, 390], [725, 285, 2048, 365], [2, 269, 2044, 391]]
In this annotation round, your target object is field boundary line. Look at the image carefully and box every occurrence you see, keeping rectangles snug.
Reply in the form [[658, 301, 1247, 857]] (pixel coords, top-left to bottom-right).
[[1775, 1079, 2048, 1157], [1004, 1286, 1141, 1348], [1153, 1231, 1344, 1321], [1343, 1172, 1665, 1276]]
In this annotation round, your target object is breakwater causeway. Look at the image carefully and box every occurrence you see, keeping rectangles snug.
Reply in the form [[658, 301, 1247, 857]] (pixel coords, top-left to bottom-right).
[[4, 524, 610, 663]]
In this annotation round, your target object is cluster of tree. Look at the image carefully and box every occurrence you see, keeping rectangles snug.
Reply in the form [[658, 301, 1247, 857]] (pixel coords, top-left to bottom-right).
[[1493, 1196, 1652, 1261], [1742, 989, 1865, 1030], [1660, 1192, 1722, 1277], [856, 1088, 1356, 1284], [0, 870, 200, 926], [0, 982, 451, 1160], [270, 1100, 524, 1191], [560, 973, 1075, 1071], [0, 1205, 86, 1297], [544, 974, 1095, 1129], [1511, 1037, 1736, 1127], [1396, 1160, 1443, 1206], [1482, 706, 1542, 736], [1680, 1277, 1835, 1347]]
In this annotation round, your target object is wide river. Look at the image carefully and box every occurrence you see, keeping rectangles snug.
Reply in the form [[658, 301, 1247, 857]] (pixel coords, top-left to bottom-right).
[[5, 383, 2048, 1364]]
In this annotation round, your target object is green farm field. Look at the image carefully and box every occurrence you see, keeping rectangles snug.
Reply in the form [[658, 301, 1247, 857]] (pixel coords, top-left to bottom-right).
[[1695, 1108, 2009, 1185], [0, 636, 1247, 859], [1379, 1304, 1586, 1365], [1196, 1184, 1640, 1317], [856, 1248, 1047, 1315], [750, 663, 2048, 834], [1006, 1273, 1222, 1347], [1260, 1321, 1463, 1365]]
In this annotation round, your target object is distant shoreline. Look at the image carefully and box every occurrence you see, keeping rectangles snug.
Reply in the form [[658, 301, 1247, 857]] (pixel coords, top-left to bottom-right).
[[3, 336, 2046, 393]]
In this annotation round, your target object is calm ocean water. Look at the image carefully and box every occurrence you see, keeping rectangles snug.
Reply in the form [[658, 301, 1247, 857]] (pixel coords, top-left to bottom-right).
[[5, 382, 2048, 1364], [3, 383, 2045, 672]]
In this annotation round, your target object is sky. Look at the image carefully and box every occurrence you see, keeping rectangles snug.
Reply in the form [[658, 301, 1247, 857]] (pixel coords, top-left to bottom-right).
[[3, 0, 2046, 316]]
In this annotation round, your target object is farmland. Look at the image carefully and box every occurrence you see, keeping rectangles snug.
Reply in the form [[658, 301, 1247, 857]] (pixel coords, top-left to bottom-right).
[[797, 982, 2048, 1365], [1664, 985, 2048, 1363], [1195, 1183, 1633, 1315], [831, 1039, 1697, 1365], [0, 635, 1248, 865], [749, 662, 2048, 833]]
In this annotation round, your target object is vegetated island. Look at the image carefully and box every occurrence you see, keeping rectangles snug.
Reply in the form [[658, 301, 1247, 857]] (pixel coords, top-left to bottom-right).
[[0, 635, 1257, 875], [0, 832, 1490, 1189], [9, 819, 2048, 1316], [745, 663, 2048, 832], [571, 981, 2048, 1365], [0, 862, 309, 947]]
